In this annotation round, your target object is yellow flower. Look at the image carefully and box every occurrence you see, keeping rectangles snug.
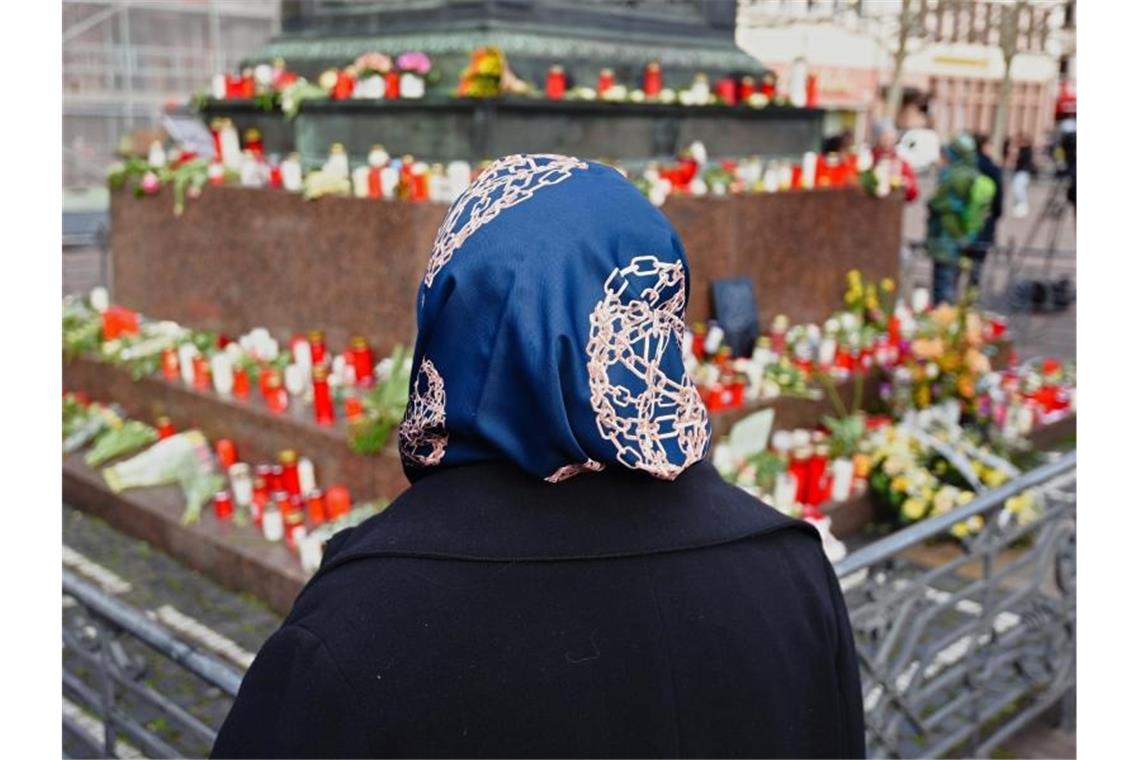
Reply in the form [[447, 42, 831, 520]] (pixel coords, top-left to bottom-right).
[[890, 475, 909, 492], [966, 515, 985, 533], [950, 520, 970, 539], [982, 468, 1009, 489], [881, 277, 896, 293], [902, 498, 927, 522], [956, 490, 975, 506], [920, 487, 935, 504]]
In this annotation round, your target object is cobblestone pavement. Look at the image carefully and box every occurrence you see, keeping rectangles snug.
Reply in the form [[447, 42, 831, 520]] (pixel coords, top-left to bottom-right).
[[62, 504, 282, 758]]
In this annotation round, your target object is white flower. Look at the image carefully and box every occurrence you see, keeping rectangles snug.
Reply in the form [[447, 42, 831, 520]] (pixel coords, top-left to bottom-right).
[[658, 88, 676, 103], [629, 89, 646, 103]]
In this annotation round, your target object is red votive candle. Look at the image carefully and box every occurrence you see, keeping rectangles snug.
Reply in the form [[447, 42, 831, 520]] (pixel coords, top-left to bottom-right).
[[806, 444, 829, 506], [715, 77, 737, 106], [546, 65, 566, 99], [325, 485, 352, 520], [156, 416, 175, 440], [233, 366, 250, 399], [307, 330, 327, 366], [213, 491, 234, 521], [643, 62, 662, 97], [344, 394, 364, 422], [740, 76, 756, 100], [385, 70, 400, 99], [215, 439, 238, 469], [161, 347, 180, 381], [306, 489, 327, 525], [312, 365, 335, 425], [350, 336, 374, 385], [278, 449, 301, 496], [597, 68, 614, 94], [264, 371, 288, 414], [789, 447, 812, 505]]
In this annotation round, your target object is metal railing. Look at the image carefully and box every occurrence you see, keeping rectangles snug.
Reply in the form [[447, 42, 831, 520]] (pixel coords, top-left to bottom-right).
[[63, 450, 1075, 758], [62, 571, 244, 759], [836, 450, 1077, 758]]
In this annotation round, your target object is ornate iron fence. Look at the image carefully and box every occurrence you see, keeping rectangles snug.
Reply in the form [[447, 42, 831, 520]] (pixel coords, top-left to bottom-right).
[[62, 570, 244, 759], [835, 449, 1076, 758]]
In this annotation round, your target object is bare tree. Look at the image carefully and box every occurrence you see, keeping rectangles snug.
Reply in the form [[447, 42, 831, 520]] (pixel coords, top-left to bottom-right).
[[991, 0, 1028, 150], [881, 0, 929, 123]]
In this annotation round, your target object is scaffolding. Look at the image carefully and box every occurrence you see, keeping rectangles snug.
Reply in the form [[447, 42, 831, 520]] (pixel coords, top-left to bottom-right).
[[62, 0, 280, 188]]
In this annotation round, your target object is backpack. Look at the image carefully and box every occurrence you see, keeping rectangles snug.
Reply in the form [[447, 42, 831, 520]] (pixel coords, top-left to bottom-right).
[[960, 173, 996, 240]]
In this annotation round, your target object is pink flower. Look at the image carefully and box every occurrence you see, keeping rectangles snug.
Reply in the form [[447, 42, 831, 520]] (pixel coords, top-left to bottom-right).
[[396, 51, 431, 75], [354, 52, 391, 74], [140, 171, 161, 195]]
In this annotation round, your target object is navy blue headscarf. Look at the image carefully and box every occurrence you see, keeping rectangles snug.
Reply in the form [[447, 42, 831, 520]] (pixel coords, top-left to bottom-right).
[[398, 154, 710, 484]]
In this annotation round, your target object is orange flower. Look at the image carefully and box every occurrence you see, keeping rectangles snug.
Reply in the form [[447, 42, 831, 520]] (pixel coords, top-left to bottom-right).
[[911, 337, 944, 360], [932, 303, 957, 328], [957, 375, 975, 399]]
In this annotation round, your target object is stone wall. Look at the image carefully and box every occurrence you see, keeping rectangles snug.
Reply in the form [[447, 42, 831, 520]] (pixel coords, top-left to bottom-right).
[[110, 186, 902, 354]]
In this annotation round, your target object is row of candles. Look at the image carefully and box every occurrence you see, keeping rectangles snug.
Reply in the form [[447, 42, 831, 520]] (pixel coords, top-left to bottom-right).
[[98, 298, 380, 428], [160, 414, 358, 573], [205, 55, 817, 110]]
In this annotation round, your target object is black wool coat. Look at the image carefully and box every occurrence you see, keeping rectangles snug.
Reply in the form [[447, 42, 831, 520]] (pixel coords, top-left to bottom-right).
[[212, 460, 865, 759]]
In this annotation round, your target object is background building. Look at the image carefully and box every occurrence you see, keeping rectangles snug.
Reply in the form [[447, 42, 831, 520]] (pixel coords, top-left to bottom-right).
[[63, 0, 279, 187], [737, 0, 1074, 148]]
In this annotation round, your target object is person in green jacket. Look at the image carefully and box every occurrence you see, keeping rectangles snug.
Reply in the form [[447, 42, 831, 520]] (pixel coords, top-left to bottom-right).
[[926, 133, 996, 304]]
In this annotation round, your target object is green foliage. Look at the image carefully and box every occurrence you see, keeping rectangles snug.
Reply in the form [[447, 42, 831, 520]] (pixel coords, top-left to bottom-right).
[[745, 450, 787, 494], [85, 421, 159, 466], [63, 298, 102, 361], [822, 413, 866, 458], [349, 345, 412, 455]]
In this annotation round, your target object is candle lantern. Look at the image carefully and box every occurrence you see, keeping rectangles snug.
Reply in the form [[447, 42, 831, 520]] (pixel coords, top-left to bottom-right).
[[264, 371, 289, 414], [325, 485, 352, 520], [297, 456, 317, 495], [715, 77, 737, 106], [411, 162, 430, 201], [789, 447, 813, 505], [232, 365, 250, 399], [773, 472, 797, 513], [830, 458, 854, 502], [333, 67, 356, 99], [307, 330, 327, 366], [191, 355, 211, 390], [769, 315, 789, 354], [285, 507, 307, 550], [215, 439, 238, 469], [213, 491, 235, 521], [243, 128, 264, 156], [211, 353, 235, 396], [311, 365, 336, 425], [643, 62, 662, 97], [597, 68, 614, 94], [806, 444, 829, 506], [278, 449, 302, 496], [228, 463, 253, 508], [262, 498, 284, 542], [344, 394, 364, 422], [385, 70, 400, 99], [350, 336, 375, 385], [740, 76, 756, 100], [546, 65, 566, 99], [155, 416, 175, 440], [306, 489, 327, 525], [161, 347, 180, 381]]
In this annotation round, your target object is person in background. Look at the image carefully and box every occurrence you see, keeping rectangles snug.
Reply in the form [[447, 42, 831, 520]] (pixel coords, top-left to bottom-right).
[[964, 132, 1004, 292], [926, 133, 996, 305], [869, 117, 919, 202], [1010, 133, 1037, 217]]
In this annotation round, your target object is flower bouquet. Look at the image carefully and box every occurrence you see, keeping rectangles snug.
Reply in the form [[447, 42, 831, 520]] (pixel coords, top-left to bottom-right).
[[103, 430, 224, 525]]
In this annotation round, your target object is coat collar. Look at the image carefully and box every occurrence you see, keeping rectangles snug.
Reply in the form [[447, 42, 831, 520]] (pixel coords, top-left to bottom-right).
[[314, 461, 814, 576]]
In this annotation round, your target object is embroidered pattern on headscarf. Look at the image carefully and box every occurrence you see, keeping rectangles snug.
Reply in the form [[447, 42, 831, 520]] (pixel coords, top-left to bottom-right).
[[544, 458, 606, 484], [586, 256, 709, 480], [398, 359, 448, 467], [424, 153, 588, 287]]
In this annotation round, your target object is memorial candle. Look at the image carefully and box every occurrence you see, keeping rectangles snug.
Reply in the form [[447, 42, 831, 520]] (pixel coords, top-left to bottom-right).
[[333, 67, 356, 99], [597, 68, 614, 94], [278, 449, 301, 496], [281, 153, 303, 192], [215, 439, 238, 469], [311, 365, 335, 425], [325, 485, 352, 520], [350, 336, 374, 385], [264, 371, 289, 414], [643, 62, 662, 97], [155, 416, 175, 440], [830, 457, 854, 502], [297, 456, 316, 495], [306, 489, 327, 525], [789, 447, 812, 505], [385, 70, 400, 99], [806, 444, 829, 506], [213, 491, 234, 521], [546, 65, 566, 99], [739, 76, 756, 100], [228, 463, 253, 509], [232, 366, 250, 399], [191, 355, 211, 390], [307, 330, 327, 365], [210, 353, 234, 396], [161, 347, 180, 381], [344, 394, 364, 422], [261, 498, 284, 542]]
